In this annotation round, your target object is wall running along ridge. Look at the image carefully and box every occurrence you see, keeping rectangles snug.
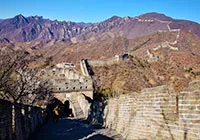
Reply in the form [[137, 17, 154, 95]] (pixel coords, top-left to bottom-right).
[[0, 99, 45, 140], [104, 80, 200, 140]]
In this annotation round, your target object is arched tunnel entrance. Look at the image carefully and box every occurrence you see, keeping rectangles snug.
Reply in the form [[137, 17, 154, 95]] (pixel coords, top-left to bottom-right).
[[46, 98, 74, 118], [51, 92, 93, 119]]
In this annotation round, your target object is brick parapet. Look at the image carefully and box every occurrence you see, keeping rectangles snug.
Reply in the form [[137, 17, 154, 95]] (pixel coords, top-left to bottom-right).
[[104, 82, 200, 139], [0, 99, 45, 140]]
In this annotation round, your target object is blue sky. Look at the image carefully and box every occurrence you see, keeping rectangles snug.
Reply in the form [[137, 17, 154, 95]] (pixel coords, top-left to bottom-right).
[[0, 0, 199, 23]]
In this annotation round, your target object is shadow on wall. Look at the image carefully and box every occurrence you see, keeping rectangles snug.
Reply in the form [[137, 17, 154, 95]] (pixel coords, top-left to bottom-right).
[[82, 93, 93, 104], [0, 99, 45, 140], [87, 100, 107, 126], [79, 89, 108, 126], [85, 59, 94, 76]]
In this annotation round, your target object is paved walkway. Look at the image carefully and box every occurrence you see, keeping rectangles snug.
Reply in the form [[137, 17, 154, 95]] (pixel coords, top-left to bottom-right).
[[31, 118, 124, 140]]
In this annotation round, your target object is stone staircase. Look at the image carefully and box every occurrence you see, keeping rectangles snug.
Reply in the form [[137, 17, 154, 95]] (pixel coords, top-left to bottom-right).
[[69, 94, 85, 119]]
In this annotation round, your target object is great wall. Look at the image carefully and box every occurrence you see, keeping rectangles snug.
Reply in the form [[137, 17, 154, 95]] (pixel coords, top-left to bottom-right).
[[1, 55, 200, 140], [135, 17, 181, 62], [0, 17, 200, 140], [103, 81, 200, 139]]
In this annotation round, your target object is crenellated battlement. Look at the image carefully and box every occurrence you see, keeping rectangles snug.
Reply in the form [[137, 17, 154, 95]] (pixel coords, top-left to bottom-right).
[[39, 66, 93, 93]]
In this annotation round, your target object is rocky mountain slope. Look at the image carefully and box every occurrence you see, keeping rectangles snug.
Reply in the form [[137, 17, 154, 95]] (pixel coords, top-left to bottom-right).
[[0, 12, 199, 42], [1, 29, 199, 66], [92, 52, 200, 93], [89, 30, 200, 93], [0, 15, 84, 42]]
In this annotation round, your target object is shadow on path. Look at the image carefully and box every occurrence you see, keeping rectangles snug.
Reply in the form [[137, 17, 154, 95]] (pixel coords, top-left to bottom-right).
[[30, 118, 123, 140]]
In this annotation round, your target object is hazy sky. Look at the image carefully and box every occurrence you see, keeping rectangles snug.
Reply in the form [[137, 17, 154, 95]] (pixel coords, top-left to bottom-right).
[[0, 0, 199, 23]]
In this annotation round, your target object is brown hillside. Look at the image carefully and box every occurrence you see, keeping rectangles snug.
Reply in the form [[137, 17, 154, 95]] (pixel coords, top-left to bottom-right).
[[92, 53, 200, 93]]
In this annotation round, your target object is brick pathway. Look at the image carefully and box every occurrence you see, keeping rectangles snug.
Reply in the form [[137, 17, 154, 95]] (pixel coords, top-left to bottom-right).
[[31, 118, 124, 140]]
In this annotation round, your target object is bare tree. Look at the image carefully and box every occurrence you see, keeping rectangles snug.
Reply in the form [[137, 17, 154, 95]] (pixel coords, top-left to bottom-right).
[[0, 48, 52, 105], [29, 79, 53, 106]]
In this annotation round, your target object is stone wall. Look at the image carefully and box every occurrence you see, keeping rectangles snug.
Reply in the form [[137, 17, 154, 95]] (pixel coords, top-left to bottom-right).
[[88, 57, 119, 67], [51, 78, 93, 93], [40, 67, 93, 93], [0, 99, 45, 140], [80, 59, 90, 77], [66, 92, 92, 119], [87, 54, 129, 67], [104, 81, 200, 140]]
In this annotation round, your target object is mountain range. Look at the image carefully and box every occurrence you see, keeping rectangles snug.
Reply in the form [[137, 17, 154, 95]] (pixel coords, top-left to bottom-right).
[[0, 12, 200, 92], [0, 12, 199, 42]]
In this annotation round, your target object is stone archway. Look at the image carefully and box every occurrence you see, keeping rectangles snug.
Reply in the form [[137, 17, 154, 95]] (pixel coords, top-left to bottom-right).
[[52, 91, 93, 119]]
